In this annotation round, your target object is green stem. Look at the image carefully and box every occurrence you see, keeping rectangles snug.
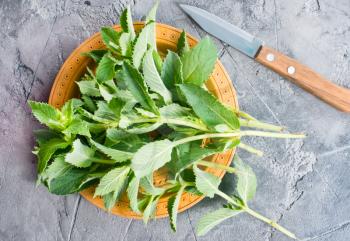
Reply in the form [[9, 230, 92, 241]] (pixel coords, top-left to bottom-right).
[[234, 110, 257, 121], [91, 158, 117, 165], [216, 189, 242, 207], [215, 190, 297, 240], [173, 131, 305, 147], [239, 118, 284, 132], [119, 116, 208, 131], [238, 142, 263, 156], [127, 117, 159, 124], [162, 118, 208, 131], [244, 207, 297, 239], [197, 160, 237, 174]]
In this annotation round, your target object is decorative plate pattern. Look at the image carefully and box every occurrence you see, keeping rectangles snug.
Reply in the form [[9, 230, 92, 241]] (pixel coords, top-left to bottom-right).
[[48, 22, 239, 219]]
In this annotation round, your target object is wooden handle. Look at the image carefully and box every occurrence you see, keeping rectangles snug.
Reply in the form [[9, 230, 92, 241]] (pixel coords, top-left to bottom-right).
[[255, 46, 350, 112]]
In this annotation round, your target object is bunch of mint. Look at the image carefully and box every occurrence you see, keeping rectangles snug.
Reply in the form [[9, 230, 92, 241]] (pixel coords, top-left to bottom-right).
[[29, 3, 303, 239]]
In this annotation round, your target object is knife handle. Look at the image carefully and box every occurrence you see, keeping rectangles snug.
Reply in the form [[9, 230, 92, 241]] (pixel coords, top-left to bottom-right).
[[256, 45, 350, 112]]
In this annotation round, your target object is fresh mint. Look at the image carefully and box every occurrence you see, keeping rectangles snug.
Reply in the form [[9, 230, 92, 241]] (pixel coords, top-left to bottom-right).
[[96, 54, 117, 82], [29, 3, 304, 239], [177, 30, 190, 56], [94, 166, 130, 197], [181, 36, 217, 86], [118, 61, 159, 114], [142, 49, 172, 104]]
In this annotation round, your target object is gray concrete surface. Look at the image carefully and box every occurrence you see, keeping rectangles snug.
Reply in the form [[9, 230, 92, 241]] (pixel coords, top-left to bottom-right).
[[0, 0, 349, 240]]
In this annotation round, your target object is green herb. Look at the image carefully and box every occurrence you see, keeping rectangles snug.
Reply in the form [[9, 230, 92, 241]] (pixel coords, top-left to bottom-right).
[[65, 139, 95, 168], [118, 61, 159, 114], [179, 83, 240, 130], [131, 139, 173, 178], [142, 49, 172, 103], [177, 30, 190, 56], [161, 51, 185, 103], [100, 27, 120, 51], [181, 36, 217, 86], [94, 166, 130, 197], [167, 184, 186, 231], [28, 3, 304, 239], [81, 50, 108, 63], [96, 54, 117, 82]]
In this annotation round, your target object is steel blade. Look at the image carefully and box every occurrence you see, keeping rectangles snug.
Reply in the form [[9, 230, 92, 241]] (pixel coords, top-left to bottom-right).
[[180, 4, 263, 58]]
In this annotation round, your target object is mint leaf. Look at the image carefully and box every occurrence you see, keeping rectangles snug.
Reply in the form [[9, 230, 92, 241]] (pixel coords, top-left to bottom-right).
[[194, 165, 221, 198], [196, 208, 243, 236], [94, 166, 130, 197], [169, 141, 225, 175], [132, 22, 156, 68], [120, 7, 129, 32], [167, 185, 185, 231], [140, 175, 165, 196], [177, 30, 190, 56], [143, 49, 172, 103], [45, 156, 91, 195], [101, 27, 120, 50], [94, 98, 124, 122], [159, 103, 190, 118], [61, 99, 74, 123], [159, 103, 208, 131], [145, 1, 158, 22], [119, 111, 161, 134], [103, 188, 123, 211], [143, 195, 160, 224], [181, 36, 217, 86], [96, 79, 117, 103], [33, 129, 61, 145], [45, 156, 70, 181], [120, 5, 135, 39], [152, 50, 162, 74], [37, 138, 70, 173], [77, 81, 101, 97], [28, 101, 63, 130], [131, 139, 173, 178], [145, 1, 159, 50], [118, 62, 158, 114], [135, 107, 158, 118], [105, 79, 118, 91], [90, 139, 133, 162], [78, 172, 105, 190], [233, 156, 257, 203], [103, 173, 129, 211], [119, 32, 133, 56], [96, 54, 117, 82], [79, 108, 112, 124], [82, 50, 108, 63], [123, 122, 162, 134], [179, 84, 240, 130], [65, 98, 83, 111], [65, 139, 95, 168], [127, 174, 141, 214], [119, 6, 135, 56], [99, 85, 114, 102], [161, 51, 184, 103], [106, 128, 140, 144], [81, 95, 97, 112], [63, 118, 91, 137]]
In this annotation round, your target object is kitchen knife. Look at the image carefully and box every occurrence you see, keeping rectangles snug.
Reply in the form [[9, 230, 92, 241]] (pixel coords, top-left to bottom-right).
[[180, 4, 350, 112]]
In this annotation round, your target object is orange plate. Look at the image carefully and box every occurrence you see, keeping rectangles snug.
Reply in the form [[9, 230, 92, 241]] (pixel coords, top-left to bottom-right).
[[48, 22, 239, 219]]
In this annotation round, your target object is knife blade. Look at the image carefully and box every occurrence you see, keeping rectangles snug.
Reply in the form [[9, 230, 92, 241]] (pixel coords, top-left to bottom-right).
[[180, 4, 350, 112]]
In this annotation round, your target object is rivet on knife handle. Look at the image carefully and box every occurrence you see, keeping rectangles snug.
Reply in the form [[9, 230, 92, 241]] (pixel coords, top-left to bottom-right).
[[256, 46, 350, 112]]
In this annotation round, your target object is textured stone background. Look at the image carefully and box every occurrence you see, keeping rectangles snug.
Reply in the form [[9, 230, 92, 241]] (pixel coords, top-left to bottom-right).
[[0, 0, 349, 240]]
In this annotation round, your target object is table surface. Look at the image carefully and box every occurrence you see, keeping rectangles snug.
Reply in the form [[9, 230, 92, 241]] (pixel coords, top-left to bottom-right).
[[0, 0, 350, 240]]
